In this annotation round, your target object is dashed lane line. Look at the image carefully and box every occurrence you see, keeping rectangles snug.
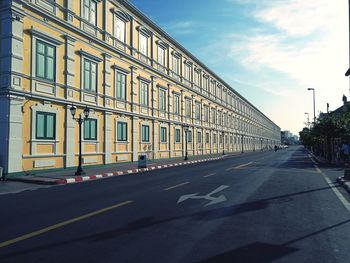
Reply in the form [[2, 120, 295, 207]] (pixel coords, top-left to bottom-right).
[[163, 182, 190, 191], [203, 173, 216, 178], [0, 200, 134, 249], [226, 161, 254, 171]]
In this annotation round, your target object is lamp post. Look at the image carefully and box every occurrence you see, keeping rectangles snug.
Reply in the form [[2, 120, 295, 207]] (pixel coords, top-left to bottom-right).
[[222, 132, 225, 155], [184, 124, 189, 161], [70, 105, 90, 176], [307, 88, 316, 123]]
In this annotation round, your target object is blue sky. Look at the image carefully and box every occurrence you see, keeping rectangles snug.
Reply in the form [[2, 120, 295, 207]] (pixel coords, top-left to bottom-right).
[[129, 0, 349, 135]]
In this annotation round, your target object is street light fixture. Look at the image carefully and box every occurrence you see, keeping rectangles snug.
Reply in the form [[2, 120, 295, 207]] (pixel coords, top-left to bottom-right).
[[307, 88, 316, 123], [184, 124, 189, 161], [70, 105, 90, 176]]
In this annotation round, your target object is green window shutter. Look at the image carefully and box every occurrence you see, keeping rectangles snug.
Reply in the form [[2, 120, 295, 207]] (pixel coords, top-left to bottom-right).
[[91, 119, 97, 140], [91, 62, 97, 92], [36, 113, 45, 139], [46, 114, 55, 139], [84, 60, 91, 91], [84, 119, 90, 139]]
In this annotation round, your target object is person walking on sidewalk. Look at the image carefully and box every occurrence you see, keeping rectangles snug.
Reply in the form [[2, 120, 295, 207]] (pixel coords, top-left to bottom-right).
[[341, 142, 349, 162]]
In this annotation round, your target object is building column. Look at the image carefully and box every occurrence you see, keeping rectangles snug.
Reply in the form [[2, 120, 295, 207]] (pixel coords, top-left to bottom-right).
[[151, 76, 157, 116], [64, 35, 76, 100], [132, 116, 139, 162], [104, 111, 113, 164], [129, 66, 137, 112], [0, 95, 24, 174], [103, 53, 112, 107], [153, 120, 159, 160], [168, 123, 173, 158]]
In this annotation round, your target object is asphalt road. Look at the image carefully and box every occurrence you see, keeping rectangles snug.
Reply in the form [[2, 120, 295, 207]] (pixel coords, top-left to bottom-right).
[[1, 146, 350, 263]]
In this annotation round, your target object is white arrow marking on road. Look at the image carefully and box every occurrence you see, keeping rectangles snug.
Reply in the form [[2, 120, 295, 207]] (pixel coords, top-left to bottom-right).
[[177, 185, 229, 207]]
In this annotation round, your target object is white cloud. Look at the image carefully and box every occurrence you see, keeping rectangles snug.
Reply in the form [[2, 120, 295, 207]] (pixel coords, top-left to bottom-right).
[[226, 0, 349, 133], [164, 21, 196, 35]]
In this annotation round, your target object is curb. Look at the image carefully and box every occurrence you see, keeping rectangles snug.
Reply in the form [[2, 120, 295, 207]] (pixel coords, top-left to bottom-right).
[[337, 177, 350, 194], [12, 156, 225, 185]]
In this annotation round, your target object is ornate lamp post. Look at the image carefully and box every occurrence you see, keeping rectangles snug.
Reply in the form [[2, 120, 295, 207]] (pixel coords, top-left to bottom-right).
[[184, 124, 189, 161], [70, 105, 90, 176]]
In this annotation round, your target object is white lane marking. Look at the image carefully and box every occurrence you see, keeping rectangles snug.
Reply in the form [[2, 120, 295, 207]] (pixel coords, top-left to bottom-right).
[[226, 162, 253, 171], [163, 182, 190, 191], [204, 173, 216, 178], [309, 156, 350, 213]]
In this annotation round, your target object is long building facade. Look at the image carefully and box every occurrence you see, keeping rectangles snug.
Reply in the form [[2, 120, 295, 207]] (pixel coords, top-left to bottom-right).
[[0, 0, 281, 175]]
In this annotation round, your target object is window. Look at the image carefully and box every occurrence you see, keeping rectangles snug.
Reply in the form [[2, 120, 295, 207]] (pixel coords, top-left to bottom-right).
[[204, 106, 209, 122], [83, 0, 97, 25], [185, 99, 191, 118], [157, 46, 165, 67], [139, 33, 148, 56], [206, 132, 209, 144], [84, 119, 97, 140], [159, 89, 166, 112], [172, 55, 179, 77], [36, 112, 55, 140], [187, 130, 192, 143], [115, 17, 125, 43], [117, 122, 127, 142], [175, 128, 181, 143], [197, 131, 201, 143], [184, 64, 191, 81], [194, 70, 200, 86], [36, 40, 55, 81], [174, 94, 180, 115], [213, 134, 217, 144], [211, 109, 216, 124], [203, 77, 209, 92], [195, 103, 201, 120], [141, 125, 149, 142], [140, 81, 149, 106], [116, 71, 126, 100], [160, 127, 167, 143], [83, 59, 97, 92]]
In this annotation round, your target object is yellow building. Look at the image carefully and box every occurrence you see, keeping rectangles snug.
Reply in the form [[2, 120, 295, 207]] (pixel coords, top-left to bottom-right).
[[0, 0, 280, 175]]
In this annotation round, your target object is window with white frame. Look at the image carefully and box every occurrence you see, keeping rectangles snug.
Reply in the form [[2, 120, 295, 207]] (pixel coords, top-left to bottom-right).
[[211, 109, 216, 124], [206, 132, 209, 144], [83, 0, 97, 25], [173, 94, 180, 115], [204, 105, 209, 122], [116, 71, 126, 100], [159, 88, 166, 112], [139, 33, 148, 56], [195, 103, 201, 120], [185, 99, 191, 118], [115, 17, 125, 43], [36, 40, 55, 81], [184, 63, 191, 81], [175, 128, 181, 143], [140, 81, 149, 106], [141, 125, 149, 142], [160, 127, 167, 143], [157, 45, 165, 67], [36, 111, 56, 140], [203, 77, 209, 92], [194, 70, 200, 87], [84, 119, 97, 140], [172, 55, 180, 77], [83, 59, 97, 92], [117, 121, 127, 142], [197, 131, 201, 143], [187, 130, 192, 143]]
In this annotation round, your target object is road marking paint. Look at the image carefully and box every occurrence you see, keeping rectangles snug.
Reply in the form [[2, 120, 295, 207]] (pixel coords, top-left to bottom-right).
[[204, 173, 216, 178], [164, 182, 190, 191], [0, 200, 133, 249], [226, 162, 253, 171], [308, 156, 350, 213]]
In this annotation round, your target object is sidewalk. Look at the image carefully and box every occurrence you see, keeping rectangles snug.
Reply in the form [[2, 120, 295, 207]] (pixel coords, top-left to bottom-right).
[[307, 150, 350, 194], [5, 153, 237, 185]]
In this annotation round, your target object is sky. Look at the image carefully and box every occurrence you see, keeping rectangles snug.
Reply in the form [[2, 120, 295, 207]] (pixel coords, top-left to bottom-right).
[[129, 0, 349, 135]]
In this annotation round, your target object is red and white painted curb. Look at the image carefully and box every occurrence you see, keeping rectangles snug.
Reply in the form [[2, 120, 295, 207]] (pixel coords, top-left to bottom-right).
[[55, 156, 224, 185]]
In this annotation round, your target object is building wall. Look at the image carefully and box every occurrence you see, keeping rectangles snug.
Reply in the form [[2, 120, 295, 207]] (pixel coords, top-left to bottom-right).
[[0, 0, 281, 174]]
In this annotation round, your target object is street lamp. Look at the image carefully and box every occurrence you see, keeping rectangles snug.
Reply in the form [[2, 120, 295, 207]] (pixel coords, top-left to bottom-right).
[[70, 105, 90, 176], [307, 88, 316, 123], [184, 124, 189, 161]]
